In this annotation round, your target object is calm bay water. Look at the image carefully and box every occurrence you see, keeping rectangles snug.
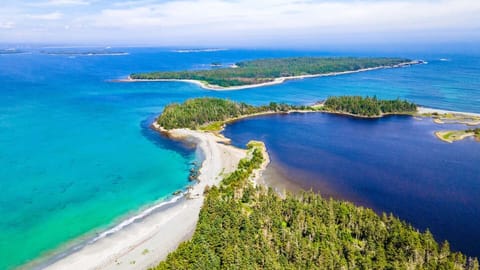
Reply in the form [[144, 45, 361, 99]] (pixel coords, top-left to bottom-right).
[[224, 114, 480, 256], [1, 47, 479, 268]]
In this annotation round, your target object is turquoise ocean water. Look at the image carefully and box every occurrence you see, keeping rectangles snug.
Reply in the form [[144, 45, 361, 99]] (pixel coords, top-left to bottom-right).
[[0, 48, 479, 269]]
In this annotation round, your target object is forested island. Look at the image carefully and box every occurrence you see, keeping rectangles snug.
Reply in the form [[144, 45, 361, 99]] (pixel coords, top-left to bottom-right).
[[157, 98, 308, 130], [130, 57, 419, 89], [153, 98, 478, 269], [157, 96, 418, 131], [40, 50, 128, 56]]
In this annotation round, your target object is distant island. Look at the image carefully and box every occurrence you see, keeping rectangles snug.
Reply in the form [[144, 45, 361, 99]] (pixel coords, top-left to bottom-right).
[[171, 48, 228, 53], [40, 50, 128, 56], [126, 57, 423, 90], [0, 49, 27, 55]]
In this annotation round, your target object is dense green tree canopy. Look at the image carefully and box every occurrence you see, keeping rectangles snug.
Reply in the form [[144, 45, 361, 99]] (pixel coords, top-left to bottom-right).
[[157, 98, 305, 130], [323, 96, 417, 117], [153, 142, 478, 270], [131, 57, 412, 87]]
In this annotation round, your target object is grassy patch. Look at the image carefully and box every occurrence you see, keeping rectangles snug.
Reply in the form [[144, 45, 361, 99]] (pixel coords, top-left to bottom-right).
[[199, 121, 224, 132]]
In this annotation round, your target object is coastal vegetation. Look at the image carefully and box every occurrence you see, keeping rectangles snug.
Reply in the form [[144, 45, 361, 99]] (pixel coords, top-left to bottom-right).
[[157, 97, 307, 130], [131, 57, 413, 87], [435, 128, 480, 143], [424, 112, 480, 126], [323, 96, 417, 117], [152, 98, 478, 269], [0, 49, 26, 55], [154, 139, 478, 270], [40, 50, 128, 56], [469, 128, 480, 138], [157, 97, 420, 131]]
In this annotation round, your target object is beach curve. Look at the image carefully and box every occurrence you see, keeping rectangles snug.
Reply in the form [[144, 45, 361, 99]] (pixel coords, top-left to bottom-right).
[[42, 123, 252, 270]]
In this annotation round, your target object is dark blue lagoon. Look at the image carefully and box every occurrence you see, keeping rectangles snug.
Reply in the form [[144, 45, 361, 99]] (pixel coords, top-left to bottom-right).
[[223, 113, 480, 257]]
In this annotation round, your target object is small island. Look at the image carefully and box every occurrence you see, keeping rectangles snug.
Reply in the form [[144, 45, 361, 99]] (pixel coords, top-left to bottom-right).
[[435, 128, 480, 143], [158, 96, 418, 132], [128, 57, 422, 90], [0, 49, 27, 55], [40, 50, 128, 56], [420, 111, 480, 126]]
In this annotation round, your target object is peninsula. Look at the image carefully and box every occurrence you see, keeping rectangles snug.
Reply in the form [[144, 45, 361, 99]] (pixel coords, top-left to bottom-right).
[[127, 57, 422, 90], [44, 97, 478, 270]]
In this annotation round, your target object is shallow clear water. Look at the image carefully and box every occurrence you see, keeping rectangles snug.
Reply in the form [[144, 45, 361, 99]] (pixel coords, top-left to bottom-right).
[[0, 48, 479, 268]]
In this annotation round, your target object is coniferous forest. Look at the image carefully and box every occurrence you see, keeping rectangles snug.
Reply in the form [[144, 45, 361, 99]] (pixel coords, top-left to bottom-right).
[[157, 97, 305, 129], [154, 142, 478, 270], [323, 96, 417, 117], [131, 57, 413, 87], [157, 97, 418, 130]]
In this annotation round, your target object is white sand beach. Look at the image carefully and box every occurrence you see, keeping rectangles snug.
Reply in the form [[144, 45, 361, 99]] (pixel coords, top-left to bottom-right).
[[417, 107, 480, 118], [122, 61, 422, 91], [45, 124, 249, 270]]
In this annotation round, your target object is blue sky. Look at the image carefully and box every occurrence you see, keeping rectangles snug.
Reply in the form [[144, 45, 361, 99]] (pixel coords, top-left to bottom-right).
[[1, 0, 479, 47]]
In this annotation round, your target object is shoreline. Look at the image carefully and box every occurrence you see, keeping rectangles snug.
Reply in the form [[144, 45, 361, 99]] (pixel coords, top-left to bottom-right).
[[30, 194, 186, 269], [202, 106, 480, 137], [434, 131, 475, 143], [417, 107, 480, 118], [32, 104, 478, 269], [116, 60, 423, 91], [206, 106, 480, 135], [42, 123, 250, 270]]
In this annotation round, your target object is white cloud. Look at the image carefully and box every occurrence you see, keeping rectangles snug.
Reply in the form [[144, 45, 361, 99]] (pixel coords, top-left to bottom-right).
[[0, 21, 15, 29], [3, 0, 480, 45], [81, 0, 480, 32], [112, 0, 158, 7], [28, 12, 63, 20], [29, 0, 90, 6]]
